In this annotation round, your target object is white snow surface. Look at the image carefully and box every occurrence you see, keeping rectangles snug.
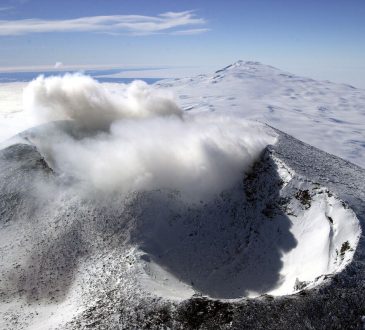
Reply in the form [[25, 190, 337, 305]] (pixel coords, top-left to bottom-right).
[[0, 82, 34, 142], [157, 61, 365, 168]]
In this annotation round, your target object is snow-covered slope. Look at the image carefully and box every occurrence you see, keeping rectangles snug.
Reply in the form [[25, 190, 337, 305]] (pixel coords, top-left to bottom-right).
[[158, 61, 365, 168], [0, 123, 363, 329]]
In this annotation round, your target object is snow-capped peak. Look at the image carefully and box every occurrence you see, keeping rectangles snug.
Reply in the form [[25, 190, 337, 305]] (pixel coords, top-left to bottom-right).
[[215, 60, 278, 75]]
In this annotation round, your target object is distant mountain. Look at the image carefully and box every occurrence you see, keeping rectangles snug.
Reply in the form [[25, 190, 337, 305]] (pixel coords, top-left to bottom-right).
[[158, 61, 365, 168]]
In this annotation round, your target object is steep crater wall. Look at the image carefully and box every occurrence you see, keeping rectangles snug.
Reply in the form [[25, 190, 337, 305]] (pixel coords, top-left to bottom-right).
[[132, 149, 361, 299]]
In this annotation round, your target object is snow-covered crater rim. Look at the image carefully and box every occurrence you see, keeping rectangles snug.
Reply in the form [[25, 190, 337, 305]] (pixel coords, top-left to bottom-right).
[[134, 154, 361, 301]]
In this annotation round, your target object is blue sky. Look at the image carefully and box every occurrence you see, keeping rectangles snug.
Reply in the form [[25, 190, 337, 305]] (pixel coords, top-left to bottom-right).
[[0, 0, 365, 87]]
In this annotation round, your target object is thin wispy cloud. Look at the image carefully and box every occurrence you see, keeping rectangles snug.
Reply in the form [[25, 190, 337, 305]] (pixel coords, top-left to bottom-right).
[[0, 7, 13, 12], [171, 28, 210, 35], [0, 11, 208, 36]]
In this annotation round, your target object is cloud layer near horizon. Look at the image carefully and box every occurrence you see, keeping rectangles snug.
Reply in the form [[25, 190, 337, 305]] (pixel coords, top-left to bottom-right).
[[0, 11, 209, 36]]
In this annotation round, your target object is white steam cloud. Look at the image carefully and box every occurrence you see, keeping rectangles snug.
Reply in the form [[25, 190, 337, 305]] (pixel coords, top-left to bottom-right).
[[24, 74, 276, 200], [24, 74, 182, 129]]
